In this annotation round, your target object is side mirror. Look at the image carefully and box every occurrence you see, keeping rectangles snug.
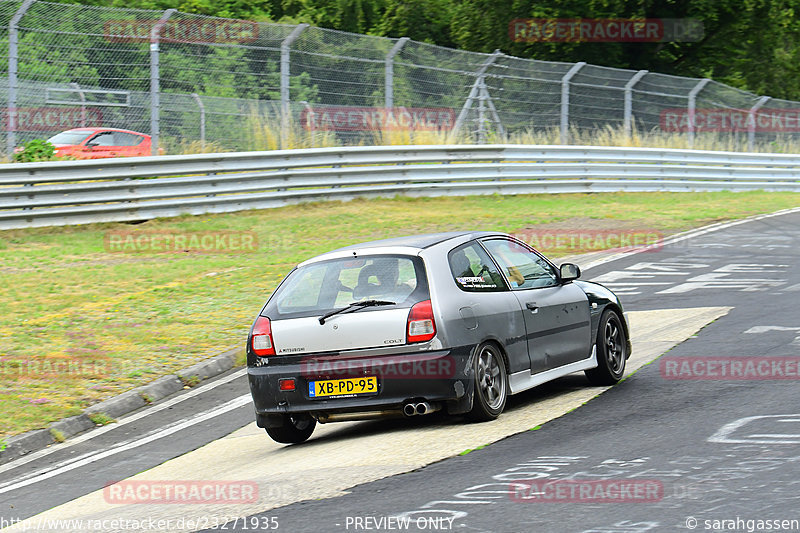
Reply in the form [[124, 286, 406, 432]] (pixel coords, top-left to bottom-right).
[[85, 142, 98, 149], [560, 263, 581, 282]]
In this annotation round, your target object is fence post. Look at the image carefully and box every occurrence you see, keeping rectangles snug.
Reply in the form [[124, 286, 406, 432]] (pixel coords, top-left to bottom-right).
[[687, 78, 710, 148], [623, 70, 648, 138], [747, 96, 770, 151], [454, 50, 502, 140], [7, 0, 36, 156], [560, 62, 585, 144], [480, 81, 505, 141], [299, 100, 314, 147], [477, 78, 487, 143], [385, 37, 409, 109], [191, 93, 206, 150], [70, 82, 87, 127], [280, 24, 308, 150], [150, 9, 176, 156]]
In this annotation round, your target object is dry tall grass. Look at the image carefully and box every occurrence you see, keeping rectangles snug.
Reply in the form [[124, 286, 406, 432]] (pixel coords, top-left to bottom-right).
[[178, 112, 800, 155], [505, 124, 800, 153], [244, 108, 339, 151], [370, 126, 473, 146], [162, 138, 228, 155]]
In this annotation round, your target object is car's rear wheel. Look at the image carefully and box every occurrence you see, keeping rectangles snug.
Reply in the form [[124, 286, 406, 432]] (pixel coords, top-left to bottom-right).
[[585, 309, 627, 386], [265, 413, 316, 444], [467, 342, 508, 421]]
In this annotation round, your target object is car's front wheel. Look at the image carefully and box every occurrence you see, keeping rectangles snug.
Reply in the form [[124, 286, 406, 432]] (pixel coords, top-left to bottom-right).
[[266, 413, 316, 444], [467, 342, 508, 421], [585, 309, 627, 386]]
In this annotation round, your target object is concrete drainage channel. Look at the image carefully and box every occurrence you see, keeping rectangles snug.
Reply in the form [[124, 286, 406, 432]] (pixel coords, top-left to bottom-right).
[[0, 347, 243, 465]]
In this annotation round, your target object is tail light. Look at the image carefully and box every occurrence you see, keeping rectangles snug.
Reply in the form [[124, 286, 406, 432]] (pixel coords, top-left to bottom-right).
[[407, 300, 436, 343], [278, 378, 296, 391], [251, 316, 276, 356]]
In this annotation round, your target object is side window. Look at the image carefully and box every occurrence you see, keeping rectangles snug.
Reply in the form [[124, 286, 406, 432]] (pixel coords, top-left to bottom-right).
[[482, 239, 558, 289], [89, 132, 116, 146], [448, 242, 507, 292], [115, 132, 144, 146]]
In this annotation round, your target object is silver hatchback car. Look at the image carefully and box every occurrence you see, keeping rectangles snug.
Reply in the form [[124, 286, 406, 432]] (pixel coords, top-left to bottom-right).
[[247, 231, 631, 444]]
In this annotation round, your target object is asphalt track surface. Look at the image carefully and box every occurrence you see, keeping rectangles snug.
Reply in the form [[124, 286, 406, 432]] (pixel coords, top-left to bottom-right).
[[2, 208, 798, 533]]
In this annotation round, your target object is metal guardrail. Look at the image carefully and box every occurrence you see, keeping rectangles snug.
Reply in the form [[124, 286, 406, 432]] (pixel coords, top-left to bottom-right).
[[2, 144, 800, 230]]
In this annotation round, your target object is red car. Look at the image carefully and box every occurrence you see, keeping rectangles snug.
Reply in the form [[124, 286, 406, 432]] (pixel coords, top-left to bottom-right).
[[45, 128, 155, 159]]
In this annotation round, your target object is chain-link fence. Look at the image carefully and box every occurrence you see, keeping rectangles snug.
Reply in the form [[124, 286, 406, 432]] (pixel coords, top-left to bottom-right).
[[0, 0, 797, 156]]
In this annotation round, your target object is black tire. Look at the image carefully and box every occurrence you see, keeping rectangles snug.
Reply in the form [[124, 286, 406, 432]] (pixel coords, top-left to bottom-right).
[[265, 414, 316, 444], [585, 309, 628, 386], [467, 342, 508, 421]]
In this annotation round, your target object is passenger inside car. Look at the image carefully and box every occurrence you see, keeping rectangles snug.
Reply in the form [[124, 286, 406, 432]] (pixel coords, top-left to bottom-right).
[[449, 245, 507, 290], [450, 249, 475, 277]]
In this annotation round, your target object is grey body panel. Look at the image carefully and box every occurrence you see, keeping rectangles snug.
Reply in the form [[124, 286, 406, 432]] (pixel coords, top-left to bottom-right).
[[510, 283, 591, 372], [575, 279, 632, 357]]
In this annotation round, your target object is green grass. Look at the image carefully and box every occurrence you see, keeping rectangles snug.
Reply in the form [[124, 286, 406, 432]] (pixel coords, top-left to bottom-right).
[[87, 413, 116, 426], [49, 428, 66, 443], [1, 191, 798, 438], [459, 444, 488, 455]]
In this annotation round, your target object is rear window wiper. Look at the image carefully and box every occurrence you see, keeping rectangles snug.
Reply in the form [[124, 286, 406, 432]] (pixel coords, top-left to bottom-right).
[[318, 300, 395, 325]]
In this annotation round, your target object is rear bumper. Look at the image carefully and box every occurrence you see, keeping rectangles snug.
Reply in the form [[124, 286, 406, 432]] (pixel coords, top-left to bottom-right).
[[248, 345, 474, 424]]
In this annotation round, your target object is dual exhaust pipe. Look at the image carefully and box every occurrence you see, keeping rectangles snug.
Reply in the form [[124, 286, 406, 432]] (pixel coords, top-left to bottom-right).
[[403, 401, 440, 417], [315, 401, 441, 423]]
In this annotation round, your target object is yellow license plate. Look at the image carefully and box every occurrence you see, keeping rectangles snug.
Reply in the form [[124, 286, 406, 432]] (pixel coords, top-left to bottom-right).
[[308, 376, 378, 398]]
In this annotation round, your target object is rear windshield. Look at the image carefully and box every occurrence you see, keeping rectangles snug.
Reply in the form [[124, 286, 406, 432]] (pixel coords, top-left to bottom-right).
[[264, 254, 429, 320]]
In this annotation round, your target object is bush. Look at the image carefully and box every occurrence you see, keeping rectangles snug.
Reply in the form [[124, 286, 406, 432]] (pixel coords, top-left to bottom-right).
[[13, 139, 57, 162]]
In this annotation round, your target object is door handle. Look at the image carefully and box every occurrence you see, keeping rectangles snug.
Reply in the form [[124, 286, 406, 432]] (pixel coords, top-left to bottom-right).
[[526, 302, 539, 313]]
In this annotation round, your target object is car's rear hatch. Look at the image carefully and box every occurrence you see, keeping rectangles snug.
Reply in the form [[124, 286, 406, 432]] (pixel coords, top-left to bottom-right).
[[260, 254, 432, 354]]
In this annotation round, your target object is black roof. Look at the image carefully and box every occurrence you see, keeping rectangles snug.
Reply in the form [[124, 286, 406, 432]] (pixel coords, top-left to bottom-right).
[[330, 231, 500, 253]]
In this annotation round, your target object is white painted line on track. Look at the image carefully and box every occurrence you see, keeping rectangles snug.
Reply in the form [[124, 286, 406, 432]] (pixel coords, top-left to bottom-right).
[[0, 368, 247, 476], [580, 206, 800, 272], [0, 394, 252, 494], [708, 414, 800, 445]]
